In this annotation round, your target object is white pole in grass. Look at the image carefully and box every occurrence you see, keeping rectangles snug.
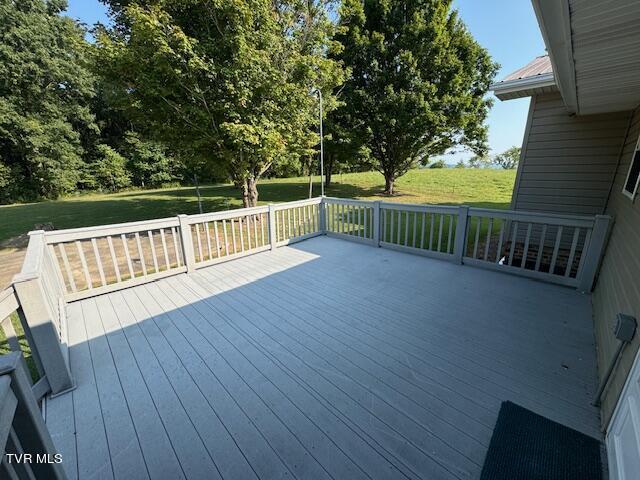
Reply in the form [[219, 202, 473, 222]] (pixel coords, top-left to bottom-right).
[[312, 89, 325, 197]]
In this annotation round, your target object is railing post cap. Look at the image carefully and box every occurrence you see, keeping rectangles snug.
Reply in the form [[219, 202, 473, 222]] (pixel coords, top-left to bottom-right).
[[27, 230, 46, 236], [177, 214, 188, 218], [11, 272, 39, 284]]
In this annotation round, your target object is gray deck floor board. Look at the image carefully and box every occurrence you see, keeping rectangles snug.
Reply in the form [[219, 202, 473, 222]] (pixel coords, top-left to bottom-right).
[[249, 246, 597, 401], [203, 248, 597, 426], [194, 261, 494, 442], [93, 294, 185, 480], [46, 236, 601, 480], [140, 281, 409, 480]]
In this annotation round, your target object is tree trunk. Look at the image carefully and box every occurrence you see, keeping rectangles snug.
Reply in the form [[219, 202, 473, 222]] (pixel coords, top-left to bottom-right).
[[383, 174, 395, 195], [240, 176, 259, 208], [325, 154, 334, 188], [240, 181, 250, 208], [308, 157, 313, 198], [193, 174, 203, 213], [248, 177, 258, 207]]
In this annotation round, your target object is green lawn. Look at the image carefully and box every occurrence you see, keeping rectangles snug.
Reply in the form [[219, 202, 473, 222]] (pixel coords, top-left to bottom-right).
[[0, 314, 39, 381], [0, 168, 515, 244]]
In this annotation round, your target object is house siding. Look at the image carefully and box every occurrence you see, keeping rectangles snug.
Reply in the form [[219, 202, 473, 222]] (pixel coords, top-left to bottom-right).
[[511, 92, 631, 215], [593, 105, 640, 428]]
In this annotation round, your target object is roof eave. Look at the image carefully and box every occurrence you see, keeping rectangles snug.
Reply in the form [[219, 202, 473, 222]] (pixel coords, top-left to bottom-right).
[[490, 73, 557, 100], [531, 0, 578, 114]]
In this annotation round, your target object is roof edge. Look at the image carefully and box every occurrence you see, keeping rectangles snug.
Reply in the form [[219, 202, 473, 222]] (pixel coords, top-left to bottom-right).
[[531, 0, 578, 113], [490, 73, 556, 100]]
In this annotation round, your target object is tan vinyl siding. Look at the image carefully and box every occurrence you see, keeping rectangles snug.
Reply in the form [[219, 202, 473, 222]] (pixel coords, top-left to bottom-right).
[[511, 93, 631, 216], [593, 106, 640, 429]]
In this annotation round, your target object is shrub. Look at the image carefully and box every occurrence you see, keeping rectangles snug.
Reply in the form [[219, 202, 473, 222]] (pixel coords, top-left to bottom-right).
[[85, 144, 131, 192]]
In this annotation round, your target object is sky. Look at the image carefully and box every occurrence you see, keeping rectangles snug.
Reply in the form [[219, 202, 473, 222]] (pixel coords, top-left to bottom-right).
[[64, 0, 546, 164]]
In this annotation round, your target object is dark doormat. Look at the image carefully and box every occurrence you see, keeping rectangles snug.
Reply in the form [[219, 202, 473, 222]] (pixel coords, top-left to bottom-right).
[[480, 401, 602, 480]]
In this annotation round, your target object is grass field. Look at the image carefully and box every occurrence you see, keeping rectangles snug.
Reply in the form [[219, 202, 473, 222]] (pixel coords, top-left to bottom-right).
[[0, 168, 515, 245]]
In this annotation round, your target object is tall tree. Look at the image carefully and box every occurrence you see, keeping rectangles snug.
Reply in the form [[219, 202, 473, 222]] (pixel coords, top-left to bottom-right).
[[0, 0, 97, 202], [97, 0, 344, 207], [335, 0, 498, 194], [324, 103, 372, 187], [492, 146, 520, 170]]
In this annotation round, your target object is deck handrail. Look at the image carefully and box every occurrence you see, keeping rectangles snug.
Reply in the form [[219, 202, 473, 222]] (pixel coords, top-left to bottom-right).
[[29, 197, 612, 302], [11, 231, 73, 396], [322, 197, 611, 291], [0, 287, 50, 400], [0, 352, 66, 479], [37, 198, 324, 302]]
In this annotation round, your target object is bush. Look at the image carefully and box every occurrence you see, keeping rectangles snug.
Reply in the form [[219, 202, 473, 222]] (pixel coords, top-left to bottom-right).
[[429, 159, 446, 169], [122, 132, 180, 188], [85, 145, 131, 192]]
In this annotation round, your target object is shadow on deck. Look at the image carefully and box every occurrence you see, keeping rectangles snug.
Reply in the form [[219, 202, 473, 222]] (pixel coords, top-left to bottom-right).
[[46, 236, 600, 480]]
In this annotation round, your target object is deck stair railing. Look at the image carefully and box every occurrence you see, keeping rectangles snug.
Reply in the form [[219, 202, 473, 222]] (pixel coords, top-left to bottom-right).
[[0, 352, 67, 479], [0, 289, 67, 478]]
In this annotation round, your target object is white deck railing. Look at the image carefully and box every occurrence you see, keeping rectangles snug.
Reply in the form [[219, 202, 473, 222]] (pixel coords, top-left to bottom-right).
[[0, 290, 67, 478], [322, 197, 610, 291], [0, 196, 611, 473], [0, 352, 67, 479], [38, 198, 323, 302], [28, 196, 611, 305]]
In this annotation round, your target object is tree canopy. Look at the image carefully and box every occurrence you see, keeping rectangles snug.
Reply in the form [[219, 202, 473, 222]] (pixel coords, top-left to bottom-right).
[[96, 0, 345, 206], [0, 0, 500, 206], [333, 0, 498, 194], [493, 146, 520, 170], [0, 0, 97, 202]]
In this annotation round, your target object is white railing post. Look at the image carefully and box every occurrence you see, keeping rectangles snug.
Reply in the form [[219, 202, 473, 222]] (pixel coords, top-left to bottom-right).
[[577, 214, 612, 293], [268, 204, 277, 250], [12, 232, 73, 395], [0, 352, 67, 479], [319, 197, 327, 234], [373, 201, 381, 247], [453, 206, 470, 264], [177, 215, 196, 272]]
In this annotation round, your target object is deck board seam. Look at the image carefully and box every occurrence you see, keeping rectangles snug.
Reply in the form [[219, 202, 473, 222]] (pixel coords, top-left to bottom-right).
[[126, 284, 289, 480], [207, 245, 599, 435], [78, 301, 116, 480], [204, 261, 499, 422], [281, 240, 586, 304], [191, 269, 490, 464], [267, 244, 595, 337], [92, 297, 158, 480], [263, 247, 595, 376], [131, 285, 317, 480], [112, 290, 226, 479], [297, 247, 594, 337]]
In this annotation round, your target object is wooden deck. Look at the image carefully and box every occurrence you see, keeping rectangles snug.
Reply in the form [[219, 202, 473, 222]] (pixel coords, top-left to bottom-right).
[[45, 236, 601, 480]]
